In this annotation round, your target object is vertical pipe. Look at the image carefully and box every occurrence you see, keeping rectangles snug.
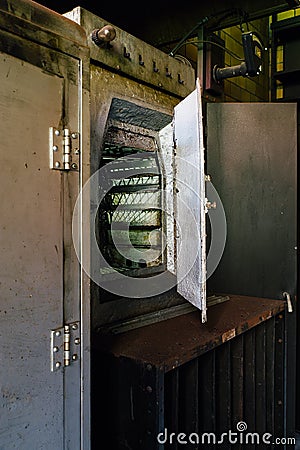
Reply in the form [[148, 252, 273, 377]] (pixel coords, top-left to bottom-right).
[[197, 26, 205, 92]]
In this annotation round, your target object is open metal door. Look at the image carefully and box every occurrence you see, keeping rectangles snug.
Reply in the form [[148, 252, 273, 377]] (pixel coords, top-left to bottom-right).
[[173, 79, 207, 322], [0, 4, 90, 449]]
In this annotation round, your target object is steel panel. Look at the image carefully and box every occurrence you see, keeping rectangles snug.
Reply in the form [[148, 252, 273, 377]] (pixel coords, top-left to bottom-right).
[[174, 79, 207, 321], [207, 103, 297, 301], [0, 52, 65, 450], [0, 7, 90, 447]]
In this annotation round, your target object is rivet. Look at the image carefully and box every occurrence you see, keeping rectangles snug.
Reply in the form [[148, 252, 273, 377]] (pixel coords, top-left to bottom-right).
[[55, 331, 61, 337], [74, 338, 80, 345], [71, 133, 78, 139], [72, 324, 78, 330], [54, 130, 60, 136], [52, 145, 58, 152], [146, 386, 152, 393], [146, 364, 152, 371], [72, 354, 78, 361], [71, 163, 78, 170], [53, 346, 59, 353], [55, 161, 60, 168], [74, 149, 80, 155], [278, 338, 283, 343], [55, 362, 61, 368]]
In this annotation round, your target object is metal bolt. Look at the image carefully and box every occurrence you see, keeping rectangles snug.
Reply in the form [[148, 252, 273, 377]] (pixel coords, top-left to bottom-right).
[[71, 133, 78, 139], [54, 130, 60, 136], [71, 163, 78, 170], [72, 354, 78, 361], [52, 145, 58, 152], [55, 331, 61, 337], [206, 201, 217, 210], [55, 362, 61, 368], [74, 149, 80, 155], [53, 346, 59, 353], [55, 161, 60, 168], [72, 324, 78, 330], [74, 338, 80, 345]]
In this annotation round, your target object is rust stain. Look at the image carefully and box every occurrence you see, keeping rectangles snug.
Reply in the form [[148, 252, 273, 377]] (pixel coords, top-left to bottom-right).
[[94, 294, 286, 372], [222, 328, 236, 343]]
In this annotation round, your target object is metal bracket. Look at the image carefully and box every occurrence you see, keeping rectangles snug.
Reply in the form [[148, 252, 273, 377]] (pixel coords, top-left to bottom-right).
[[49, 127, 80, 171], [50, 322, 80, 372]]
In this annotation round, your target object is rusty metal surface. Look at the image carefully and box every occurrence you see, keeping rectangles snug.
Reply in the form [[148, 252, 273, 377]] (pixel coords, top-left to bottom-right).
[[93, 295, 286, 372], [64, 7, 195, 99], [92, 305, 287, 450], [0, 0, 87, 46]]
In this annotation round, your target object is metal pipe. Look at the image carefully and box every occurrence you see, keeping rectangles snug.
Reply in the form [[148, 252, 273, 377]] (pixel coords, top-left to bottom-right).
[[213, 62, 248, 82]]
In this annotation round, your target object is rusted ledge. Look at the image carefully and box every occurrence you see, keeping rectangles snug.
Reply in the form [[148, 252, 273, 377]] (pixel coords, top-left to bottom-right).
[[93, 295, 286, 372]]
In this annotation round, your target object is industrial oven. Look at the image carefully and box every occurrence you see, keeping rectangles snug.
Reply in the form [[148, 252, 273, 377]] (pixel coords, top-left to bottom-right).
[[65, 6, 297, 450], [0, 1, 297, 449]]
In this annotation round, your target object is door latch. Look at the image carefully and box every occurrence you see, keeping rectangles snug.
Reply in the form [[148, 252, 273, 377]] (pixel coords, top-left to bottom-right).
[[49, 127, 80, 171], [50, 322, 80, 371]]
